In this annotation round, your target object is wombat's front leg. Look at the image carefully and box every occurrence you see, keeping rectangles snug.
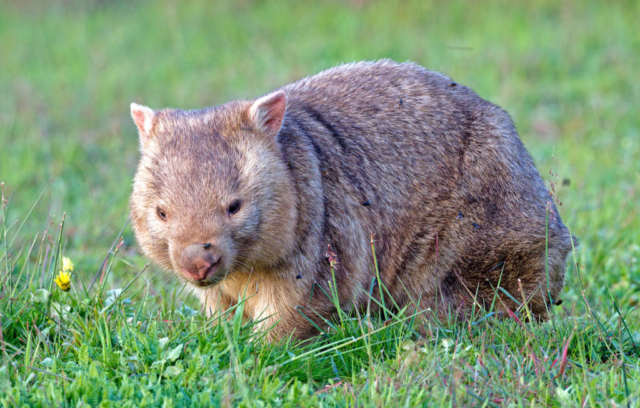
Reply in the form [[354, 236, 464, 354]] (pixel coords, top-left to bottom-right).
[[197, 274, 321, 340]]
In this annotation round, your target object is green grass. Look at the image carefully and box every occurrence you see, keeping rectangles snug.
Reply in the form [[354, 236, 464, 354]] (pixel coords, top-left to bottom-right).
[[1, 0, 639, 405]]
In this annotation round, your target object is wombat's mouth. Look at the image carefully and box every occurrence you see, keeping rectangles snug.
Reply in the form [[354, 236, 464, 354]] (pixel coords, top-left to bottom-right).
[[190, 269, 228, 288], [193, 279, 217, 288]]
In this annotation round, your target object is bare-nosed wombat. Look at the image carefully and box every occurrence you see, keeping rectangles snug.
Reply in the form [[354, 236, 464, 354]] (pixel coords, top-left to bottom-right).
[[130, 60, 572, 340]]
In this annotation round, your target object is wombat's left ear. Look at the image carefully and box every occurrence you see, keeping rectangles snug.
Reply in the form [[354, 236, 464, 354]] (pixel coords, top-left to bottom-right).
[[130, 103, 156, 143], [248, 91, 287, 137]]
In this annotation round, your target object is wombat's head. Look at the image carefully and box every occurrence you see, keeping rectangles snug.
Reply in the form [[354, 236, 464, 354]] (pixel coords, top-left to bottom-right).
[[129, 92, 297, 287]]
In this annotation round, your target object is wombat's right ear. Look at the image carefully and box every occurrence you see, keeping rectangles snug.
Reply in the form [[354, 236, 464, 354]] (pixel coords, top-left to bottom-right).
[[130, 103, 155, 143]]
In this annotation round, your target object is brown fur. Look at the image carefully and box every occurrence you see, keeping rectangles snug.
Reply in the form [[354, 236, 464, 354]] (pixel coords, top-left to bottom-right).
[[129, 60, 572, 340]]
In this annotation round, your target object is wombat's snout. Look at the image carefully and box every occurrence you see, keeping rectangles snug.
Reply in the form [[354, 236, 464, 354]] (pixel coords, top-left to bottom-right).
[[179, 243, 221, 283]]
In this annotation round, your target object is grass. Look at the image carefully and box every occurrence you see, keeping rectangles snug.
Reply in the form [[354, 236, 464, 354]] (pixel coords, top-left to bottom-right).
[[1, 0, 639, 405]]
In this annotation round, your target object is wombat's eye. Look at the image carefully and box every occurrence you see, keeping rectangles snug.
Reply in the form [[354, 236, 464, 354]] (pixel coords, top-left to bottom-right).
[[156, 206, 168, 221], [227, 200, 241, 215]]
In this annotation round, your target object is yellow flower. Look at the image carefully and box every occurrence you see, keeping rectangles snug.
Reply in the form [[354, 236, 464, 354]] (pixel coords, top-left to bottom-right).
[[55, 271, 72, 292], [61, 256, 74, 272]]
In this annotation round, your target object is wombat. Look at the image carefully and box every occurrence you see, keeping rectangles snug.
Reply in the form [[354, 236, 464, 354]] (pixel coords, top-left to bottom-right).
[[129, 60, 572, 340]]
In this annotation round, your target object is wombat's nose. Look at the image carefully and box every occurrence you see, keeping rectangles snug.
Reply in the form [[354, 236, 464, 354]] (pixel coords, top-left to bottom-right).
[[180, 243, 221, 281]]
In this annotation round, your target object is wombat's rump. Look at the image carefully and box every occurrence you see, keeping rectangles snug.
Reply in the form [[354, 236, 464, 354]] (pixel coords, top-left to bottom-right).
[[130, 60, 572, 340]]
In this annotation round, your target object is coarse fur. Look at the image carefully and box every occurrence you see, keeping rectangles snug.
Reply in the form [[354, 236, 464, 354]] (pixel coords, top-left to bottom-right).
[[129, 60, 573, 340]]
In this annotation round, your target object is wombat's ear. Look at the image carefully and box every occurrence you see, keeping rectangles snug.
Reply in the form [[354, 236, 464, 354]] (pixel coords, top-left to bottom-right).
[[248, 91, 287, 137], [130, 103, 155, 143]]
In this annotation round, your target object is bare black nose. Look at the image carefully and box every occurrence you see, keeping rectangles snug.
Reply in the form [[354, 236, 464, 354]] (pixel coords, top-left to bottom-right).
[[180, 243, 220, 281]]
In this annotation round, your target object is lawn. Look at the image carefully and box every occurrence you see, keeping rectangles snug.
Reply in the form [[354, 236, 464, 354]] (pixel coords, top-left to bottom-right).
[[1, 0, 639, 406]]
